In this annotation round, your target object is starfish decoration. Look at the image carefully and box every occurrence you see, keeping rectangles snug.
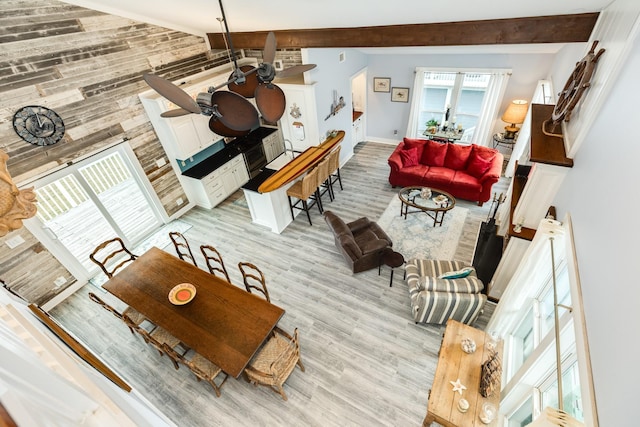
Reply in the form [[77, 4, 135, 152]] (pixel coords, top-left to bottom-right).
[[450, 378, 467, 395]]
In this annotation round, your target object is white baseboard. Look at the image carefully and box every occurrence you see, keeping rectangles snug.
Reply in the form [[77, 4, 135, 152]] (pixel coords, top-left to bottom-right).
[[365, 137, 399, 145]]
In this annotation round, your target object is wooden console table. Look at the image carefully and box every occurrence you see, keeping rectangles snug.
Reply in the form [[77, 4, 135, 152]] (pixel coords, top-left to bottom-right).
[[423, 319, 503, 427]]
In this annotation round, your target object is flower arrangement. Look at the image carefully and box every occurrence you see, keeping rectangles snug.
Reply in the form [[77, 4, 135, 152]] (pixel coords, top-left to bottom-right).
[[425, 118, 439, 134]]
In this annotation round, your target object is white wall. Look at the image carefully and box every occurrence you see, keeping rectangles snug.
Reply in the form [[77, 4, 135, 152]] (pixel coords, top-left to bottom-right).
[[304, 48, 369, 162], [552, 28, 640, 426], [304, 48, 559, 149], [365, 52, 557, 142]]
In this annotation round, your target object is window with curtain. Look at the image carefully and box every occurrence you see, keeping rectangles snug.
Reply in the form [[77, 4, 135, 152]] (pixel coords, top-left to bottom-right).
[[406, 68, 510, 146], [416, 72, 490, 135]]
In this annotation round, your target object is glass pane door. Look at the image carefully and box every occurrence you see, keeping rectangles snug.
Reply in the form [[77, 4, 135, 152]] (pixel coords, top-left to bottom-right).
[[78, 152, 159, 244], [35, 174, 120, 272], [29, 147, 162, 279]]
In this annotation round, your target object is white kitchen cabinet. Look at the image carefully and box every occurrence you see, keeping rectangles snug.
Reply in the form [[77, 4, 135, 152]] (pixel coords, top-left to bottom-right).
[[139, 59, 258, 161], [186, 154, 249, 209], [227, 155, 250, 192], [141, 88, 221, 161], [169, 114, 215, 159], [352, 114, 364, 146], [262, 127, 285, 163]]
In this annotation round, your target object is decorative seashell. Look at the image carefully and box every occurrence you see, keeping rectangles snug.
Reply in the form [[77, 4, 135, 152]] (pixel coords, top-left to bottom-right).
[[461, 338, 476, 354], [458, 398, 470, 413]]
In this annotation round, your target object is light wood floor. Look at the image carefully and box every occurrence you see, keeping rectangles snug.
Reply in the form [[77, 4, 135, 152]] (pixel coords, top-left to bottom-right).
[[50, 142, 510, 427]]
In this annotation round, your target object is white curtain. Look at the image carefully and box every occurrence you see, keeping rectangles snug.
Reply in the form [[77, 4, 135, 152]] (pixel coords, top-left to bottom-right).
[[472, 70, 510, 147], [405, 68, 511, 145], [405, 68, 426, 138]]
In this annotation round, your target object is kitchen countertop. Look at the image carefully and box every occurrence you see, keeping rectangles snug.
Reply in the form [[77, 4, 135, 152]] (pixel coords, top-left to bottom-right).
[[242, 168, 277, 192], [241, 151, 295, 192], [181, 127, 276, 179]]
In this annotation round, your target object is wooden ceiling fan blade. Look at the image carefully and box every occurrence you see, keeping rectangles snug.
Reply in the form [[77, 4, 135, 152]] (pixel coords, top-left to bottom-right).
[[255, 84, 286, 123], [276, 64, 317, 79], [160, 108, 192, 118], [228, 65, 260, 98], [212, 91, 260, 131], [263, 32, 277, 65], [209, 116, 250, 137], [143, 73, 201, 114]]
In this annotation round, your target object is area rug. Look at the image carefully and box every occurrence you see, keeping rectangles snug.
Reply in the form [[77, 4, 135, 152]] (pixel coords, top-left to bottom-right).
[[377, 196, 468, 261]]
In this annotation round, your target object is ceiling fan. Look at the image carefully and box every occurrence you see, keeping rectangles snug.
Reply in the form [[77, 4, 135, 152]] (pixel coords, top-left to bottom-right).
[[142, 0, 317, 137]]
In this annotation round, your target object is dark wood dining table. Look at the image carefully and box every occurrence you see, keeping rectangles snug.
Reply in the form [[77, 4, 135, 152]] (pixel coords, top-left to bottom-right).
[[102, 246, 285, 378]]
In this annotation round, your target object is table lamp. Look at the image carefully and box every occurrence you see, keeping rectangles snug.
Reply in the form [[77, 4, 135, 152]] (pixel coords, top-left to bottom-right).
[[501, 99, 528, 139]]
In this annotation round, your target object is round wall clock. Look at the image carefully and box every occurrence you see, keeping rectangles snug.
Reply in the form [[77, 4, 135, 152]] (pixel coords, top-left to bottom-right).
[[12, 105, 66, 146]]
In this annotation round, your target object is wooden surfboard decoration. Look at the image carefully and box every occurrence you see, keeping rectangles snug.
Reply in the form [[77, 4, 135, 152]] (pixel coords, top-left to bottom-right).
[[258, 130, 344, 193]]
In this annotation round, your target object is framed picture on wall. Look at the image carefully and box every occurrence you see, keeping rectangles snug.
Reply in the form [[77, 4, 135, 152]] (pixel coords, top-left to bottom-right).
[[373, 77, 391, 92], [391, 87, 409, 102]]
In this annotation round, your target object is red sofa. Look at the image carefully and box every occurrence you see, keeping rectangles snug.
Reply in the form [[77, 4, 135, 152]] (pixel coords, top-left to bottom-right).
[[388, 138, 503, 206]]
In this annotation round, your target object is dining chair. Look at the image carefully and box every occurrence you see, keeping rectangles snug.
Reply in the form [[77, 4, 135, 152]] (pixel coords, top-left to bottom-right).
[[328, 146, 343, 193], [88, 291, 152, 336], [123, 313, 186, 369], [238, 262, 270, 302], [286, 166, 322, 226], [169, 231, 198, 266], [89, 237, 138, 278], [88, 291, 124, 320], [161, 344, 229, 398], [200, 244, 231, 283], [244, 327, 305, 401]]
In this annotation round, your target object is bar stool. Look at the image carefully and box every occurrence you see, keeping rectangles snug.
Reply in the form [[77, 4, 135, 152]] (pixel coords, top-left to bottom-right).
[[286, 167, 322, 226]]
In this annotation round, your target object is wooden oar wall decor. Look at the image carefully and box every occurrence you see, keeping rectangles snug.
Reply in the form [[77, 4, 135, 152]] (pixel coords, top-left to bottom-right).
[[257, 130, 344, 193]]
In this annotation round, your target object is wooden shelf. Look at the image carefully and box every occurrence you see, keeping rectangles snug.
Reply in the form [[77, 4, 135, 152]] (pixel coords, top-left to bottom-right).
[[529, 104, 574, 167], [508, 164, 536, 241]]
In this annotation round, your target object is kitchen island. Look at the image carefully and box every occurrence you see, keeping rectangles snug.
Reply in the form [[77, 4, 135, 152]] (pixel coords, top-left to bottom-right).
[[242, 131, 344, 233], [241, 152, 297, 234]]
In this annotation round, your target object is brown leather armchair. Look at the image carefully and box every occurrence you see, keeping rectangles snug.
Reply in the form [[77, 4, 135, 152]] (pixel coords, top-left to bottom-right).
[[323, 210, 393, 273]]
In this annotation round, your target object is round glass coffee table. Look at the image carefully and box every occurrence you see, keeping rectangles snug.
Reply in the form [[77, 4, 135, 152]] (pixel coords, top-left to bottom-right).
[[398, 186, 456, 227]]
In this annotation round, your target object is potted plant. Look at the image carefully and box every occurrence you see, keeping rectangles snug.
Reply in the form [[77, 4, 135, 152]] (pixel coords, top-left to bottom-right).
[[425, 118, 439, 134]]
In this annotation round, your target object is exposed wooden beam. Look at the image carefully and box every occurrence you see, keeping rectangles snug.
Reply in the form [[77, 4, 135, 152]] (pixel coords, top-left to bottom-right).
[[208, 13, 598, 49]]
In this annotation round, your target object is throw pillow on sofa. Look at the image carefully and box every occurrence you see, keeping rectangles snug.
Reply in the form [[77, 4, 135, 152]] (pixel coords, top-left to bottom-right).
[[399, 147, 420, 167], [466, 145, 497, 178], [402, 137, 427, 160], [444, 143, 473, 170], [438, 266, 475, 279], [420, 139, 448, 166], [467, 154, 494, 177]]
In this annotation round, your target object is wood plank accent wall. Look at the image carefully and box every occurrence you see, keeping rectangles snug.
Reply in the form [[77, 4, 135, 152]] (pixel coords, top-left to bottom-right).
[[0, 0, 235, 306], [208, 13, 599, 49]]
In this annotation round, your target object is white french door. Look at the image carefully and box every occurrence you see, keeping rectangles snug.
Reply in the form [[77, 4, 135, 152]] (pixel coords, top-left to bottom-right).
[[24, 144, 164, 282]]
